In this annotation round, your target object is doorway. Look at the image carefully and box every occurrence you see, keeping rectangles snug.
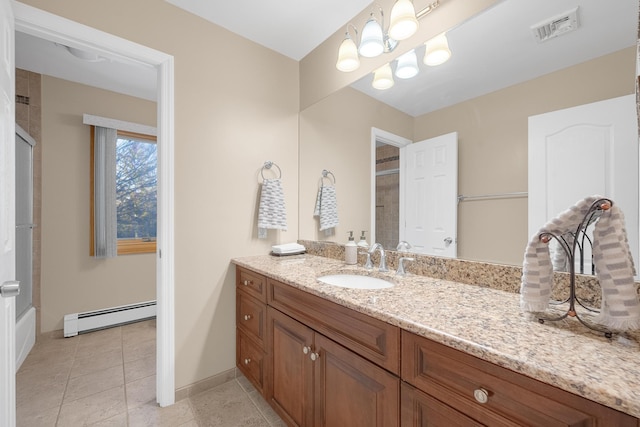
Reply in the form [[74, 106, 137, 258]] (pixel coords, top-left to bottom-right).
[[13, 2, 176, 406]]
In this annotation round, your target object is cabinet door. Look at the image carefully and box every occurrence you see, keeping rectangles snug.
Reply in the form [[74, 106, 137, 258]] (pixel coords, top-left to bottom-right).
[[237, 290, 266, 347], [401, 382, 485, 427], [237, 330, 266, 395], [268, 307, 314, 427], [313, 333, 399, 427]]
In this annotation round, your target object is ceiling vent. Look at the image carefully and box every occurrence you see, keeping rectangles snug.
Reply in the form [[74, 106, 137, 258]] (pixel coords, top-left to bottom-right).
[[531, 7, 579, 43]]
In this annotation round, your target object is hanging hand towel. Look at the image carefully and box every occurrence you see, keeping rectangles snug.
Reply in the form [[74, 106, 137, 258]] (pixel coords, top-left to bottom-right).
[[314, 185, 339, 236], [257, 178, 287, 239], [520, 195, 604, 312], [591, 205, 640, 330]]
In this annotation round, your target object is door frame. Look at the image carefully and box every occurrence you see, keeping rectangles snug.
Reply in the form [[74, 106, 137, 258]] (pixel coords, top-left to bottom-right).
[[13, 2, 176, 406], [370, 127, 412, 246]]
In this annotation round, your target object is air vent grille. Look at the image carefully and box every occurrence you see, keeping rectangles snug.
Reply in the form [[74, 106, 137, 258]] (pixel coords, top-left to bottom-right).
[[531, 7, 579, 43]]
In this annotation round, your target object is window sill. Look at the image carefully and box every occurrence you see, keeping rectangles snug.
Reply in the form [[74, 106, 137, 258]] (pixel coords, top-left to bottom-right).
[[117, 239, 156, 255]]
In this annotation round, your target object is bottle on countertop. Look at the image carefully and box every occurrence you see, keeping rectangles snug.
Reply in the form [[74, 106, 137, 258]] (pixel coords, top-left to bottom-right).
[[357, 231, 369, 250], [345, 231, 357, 265]]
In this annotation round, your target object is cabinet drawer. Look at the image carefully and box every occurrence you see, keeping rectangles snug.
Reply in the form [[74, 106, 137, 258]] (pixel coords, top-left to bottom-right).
[[236, 266, 267, 303], [236, 291, 266, 348], [401, 331, 638, 427], [268, 279, 400, 374], [401, 382, 484, 427], [237, 330, 266, 396]]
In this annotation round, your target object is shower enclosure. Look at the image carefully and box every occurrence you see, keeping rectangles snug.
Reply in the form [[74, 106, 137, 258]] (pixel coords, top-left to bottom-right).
[[15, 124, 35, 368]]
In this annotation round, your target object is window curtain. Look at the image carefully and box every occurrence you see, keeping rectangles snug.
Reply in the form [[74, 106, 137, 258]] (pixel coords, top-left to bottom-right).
[[94, 126, 117, 258]]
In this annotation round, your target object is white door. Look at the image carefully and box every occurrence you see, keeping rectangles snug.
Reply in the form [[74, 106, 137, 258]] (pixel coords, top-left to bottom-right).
[[529, 95, 639, 273], [401, 132, 458, 257], [0, 0, 17, 425]]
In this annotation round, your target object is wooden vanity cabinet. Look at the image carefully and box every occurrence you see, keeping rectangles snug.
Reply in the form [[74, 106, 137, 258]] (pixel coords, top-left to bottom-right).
[[236, 266, 268, 395], [401, 330, 639, 427], [267, 305, 399, 427]]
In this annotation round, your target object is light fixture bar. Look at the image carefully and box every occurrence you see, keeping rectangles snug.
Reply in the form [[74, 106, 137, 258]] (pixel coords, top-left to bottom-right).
[[416, 0, 441, 20]]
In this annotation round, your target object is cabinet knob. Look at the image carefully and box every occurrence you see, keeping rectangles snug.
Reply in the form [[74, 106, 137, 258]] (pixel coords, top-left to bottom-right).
[[243, 280, 251, 286], [302, 346, 310, 355], [243, 314, 252, 321], [473, 388, 489, 404], [244, 358, 251, 365], [310, 352, 319, 361]]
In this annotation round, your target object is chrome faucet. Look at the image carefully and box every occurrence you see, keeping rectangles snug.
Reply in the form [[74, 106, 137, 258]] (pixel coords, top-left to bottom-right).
[[368, 243, 388, 272], [396, 257, 415, 276]]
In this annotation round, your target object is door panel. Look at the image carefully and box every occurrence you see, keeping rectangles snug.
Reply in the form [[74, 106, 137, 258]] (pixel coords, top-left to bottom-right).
[[0, 0, 16, 424], [402, 132, 458, 257]]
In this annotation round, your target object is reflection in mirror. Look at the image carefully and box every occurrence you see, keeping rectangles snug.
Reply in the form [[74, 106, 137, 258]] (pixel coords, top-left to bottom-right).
[[299, 0, 639, 267]]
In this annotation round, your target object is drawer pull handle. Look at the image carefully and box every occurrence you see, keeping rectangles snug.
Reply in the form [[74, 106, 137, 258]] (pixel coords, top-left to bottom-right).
[[302, 346, 310, 355], [473, 388, 489, 404], [244, 358, 251, 365], [243, 280, 252, 286], [310, 352, 319, 361], [243, 314, 252, 321]]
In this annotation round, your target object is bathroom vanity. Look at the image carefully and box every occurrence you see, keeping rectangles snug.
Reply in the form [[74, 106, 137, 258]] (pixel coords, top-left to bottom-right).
[[233, 254, 640, 426]]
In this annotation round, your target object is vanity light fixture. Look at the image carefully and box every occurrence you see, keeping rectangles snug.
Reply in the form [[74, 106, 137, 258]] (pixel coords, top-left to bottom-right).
[[389, 0, 419, 40], [336, 24, 361, 72], [424, 32, 452, 66], [359, 6, 399, 58], [372, 63, 395, 90], [394, 49, 419, 79]]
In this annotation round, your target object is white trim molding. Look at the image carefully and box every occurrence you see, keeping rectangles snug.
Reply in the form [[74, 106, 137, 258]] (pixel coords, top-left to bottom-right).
[[13, 1, 176, 407], [83, 114, 157, 136]]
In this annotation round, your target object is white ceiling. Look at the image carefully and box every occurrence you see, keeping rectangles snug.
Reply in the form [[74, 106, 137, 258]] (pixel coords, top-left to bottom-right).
[[15, 0, 639, 115]]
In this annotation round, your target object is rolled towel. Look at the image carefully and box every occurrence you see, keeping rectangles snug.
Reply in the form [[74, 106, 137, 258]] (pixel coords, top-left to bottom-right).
[[258, 178, 287, 239], [314, 185, 339, 235], [520, 195, 604, 312], [591, 205, 640, 330]]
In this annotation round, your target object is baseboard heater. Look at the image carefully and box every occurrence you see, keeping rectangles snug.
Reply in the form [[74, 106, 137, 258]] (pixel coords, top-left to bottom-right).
[[64, 300, 156, 337]]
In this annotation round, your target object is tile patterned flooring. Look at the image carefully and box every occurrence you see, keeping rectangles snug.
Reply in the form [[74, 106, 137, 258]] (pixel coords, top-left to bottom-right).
[[16, 319, 284, 426]]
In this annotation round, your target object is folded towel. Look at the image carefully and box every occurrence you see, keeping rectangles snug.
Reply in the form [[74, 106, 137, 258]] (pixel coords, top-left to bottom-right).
[[591, 205, 640, 330], [314, 185, 339, 235], [521, 195, 606, 312], [257, 178, 287, 239], [521, 195, 640, 330]]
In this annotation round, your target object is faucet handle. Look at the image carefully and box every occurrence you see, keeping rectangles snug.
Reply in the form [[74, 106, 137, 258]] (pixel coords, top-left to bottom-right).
[[396, 257, 415, 276], [360, 251, 373, 270]]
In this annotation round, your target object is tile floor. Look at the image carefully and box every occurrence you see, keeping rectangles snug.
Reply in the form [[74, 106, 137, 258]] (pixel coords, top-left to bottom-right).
[[16, 319, 284, 426]]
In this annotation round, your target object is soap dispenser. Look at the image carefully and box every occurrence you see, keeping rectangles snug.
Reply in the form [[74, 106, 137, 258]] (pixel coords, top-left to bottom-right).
[[345, 231, 357, 265], [357, 231, 369, 250]]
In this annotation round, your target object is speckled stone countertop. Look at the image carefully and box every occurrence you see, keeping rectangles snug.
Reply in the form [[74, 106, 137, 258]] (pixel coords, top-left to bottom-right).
[[232, 253, 640, 419]]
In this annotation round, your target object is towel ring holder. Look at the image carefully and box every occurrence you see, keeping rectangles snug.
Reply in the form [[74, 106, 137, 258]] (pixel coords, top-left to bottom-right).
[[321, 169, 336, 184], [261, 161, 282, 180]]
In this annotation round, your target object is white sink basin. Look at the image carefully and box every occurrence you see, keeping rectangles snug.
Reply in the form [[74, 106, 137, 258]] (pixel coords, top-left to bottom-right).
[[317, 274, 394, 290]]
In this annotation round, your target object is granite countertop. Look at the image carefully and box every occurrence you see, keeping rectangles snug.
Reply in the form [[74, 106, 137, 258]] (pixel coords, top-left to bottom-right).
[[232, 253, 640, 418]]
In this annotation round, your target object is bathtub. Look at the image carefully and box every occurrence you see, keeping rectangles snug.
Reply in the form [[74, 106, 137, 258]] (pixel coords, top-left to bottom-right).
[[16, 306, 35, 370]]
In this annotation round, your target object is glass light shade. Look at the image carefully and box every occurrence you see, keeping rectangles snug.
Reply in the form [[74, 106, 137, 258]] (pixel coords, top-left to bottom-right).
[[389, 0, 419, 41], [372, 63, 394, 90], [395, 49, 419, 79], [358, 16, 384, 57], [424, 33, 452, 66], [336, 36, 360, 72]]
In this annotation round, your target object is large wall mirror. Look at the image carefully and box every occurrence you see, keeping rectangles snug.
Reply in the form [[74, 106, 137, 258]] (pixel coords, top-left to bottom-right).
[[299, 0, 639, 267]]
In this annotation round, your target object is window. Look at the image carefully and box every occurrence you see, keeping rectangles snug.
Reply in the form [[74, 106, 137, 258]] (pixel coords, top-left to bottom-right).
[[115, 131, 157, 254], [90, 128, 157, 255]]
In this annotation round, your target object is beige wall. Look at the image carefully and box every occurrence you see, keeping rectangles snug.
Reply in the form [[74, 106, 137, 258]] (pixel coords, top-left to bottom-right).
[[22, 0, 299, 390], [40, 77, 157, 332], [414, 47, 636, 265], [299, 87, 413, 243]]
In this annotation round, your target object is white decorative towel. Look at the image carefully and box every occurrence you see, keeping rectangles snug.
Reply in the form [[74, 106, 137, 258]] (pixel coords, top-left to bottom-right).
[[521, 195, 640, 331], [591, 205, 640, 330], [314, 185, 339, 236], [521, 195, 607, 312], [257, 178, 287, 239]]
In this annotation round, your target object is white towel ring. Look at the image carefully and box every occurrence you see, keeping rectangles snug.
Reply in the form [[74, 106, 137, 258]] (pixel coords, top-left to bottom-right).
[[262, 161, 282, 180]]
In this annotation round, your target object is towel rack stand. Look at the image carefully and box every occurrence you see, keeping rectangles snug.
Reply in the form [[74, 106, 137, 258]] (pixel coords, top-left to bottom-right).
[[321, 169, 336, 184], [261, 161, 282, 180], [537, 197, 613, 338]]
